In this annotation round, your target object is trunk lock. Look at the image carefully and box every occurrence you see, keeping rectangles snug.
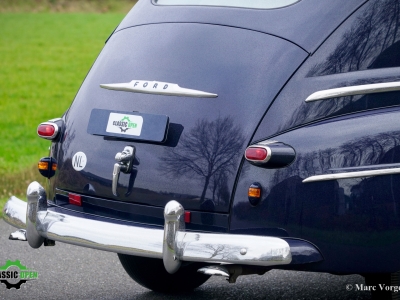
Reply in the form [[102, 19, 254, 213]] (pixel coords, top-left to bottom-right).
[[112, 146, 135, 196]]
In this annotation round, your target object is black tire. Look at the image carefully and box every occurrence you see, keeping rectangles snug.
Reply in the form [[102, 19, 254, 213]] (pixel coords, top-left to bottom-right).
[[364, 272, 400, 300], [118, 254, 211, 293]]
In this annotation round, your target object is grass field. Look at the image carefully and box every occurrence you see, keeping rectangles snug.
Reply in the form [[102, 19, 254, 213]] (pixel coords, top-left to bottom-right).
[[0, 0, 136, 13], [0, 11, 131, 216]]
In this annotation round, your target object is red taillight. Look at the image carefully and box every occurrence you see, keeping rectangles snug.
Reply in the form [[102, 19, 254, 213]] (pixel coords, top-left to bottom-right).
[[69, 193, 82, 206], [37, 122, 58, 140], [245, 147, 268, 161], [184, 211, 191, 223]]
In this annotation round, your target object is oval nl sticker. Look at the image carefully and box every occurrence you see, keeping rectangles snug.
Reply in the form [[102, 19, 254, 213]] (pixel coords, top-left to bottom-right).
[[72, 152, 87, 171]]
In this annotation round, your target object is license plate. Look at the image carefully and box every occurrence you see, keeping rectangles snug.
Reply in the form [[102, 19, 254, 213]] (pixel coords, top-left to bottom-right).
[[87, 109, 169, 143]]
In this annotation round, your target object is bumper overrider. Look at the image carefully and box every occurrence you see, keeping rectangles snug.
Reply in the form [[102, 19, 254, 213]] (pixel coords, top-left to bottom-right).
[[3, 182, 322, 274]]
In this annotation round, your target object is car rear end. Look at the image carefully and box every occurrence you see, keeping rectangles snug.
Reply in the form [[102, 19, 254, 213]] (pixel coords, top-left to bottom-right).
[[9, 0, 397, 294]]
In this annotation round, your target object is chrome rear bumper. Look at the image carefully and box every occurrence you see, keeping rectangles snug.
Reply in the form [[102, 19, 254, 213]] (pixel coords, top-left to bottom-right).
[[3, 182, 321, 273]]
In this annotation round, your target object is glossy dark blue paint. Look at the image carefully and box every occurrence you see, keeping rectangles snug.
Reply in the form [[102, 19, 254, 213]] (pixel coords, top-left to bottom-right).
[[118, 0, 367, 53], [254, 0, 400, 140], [46, 0, 400, 275], [233, 107, 400, 273], [52, 22, 306, 214]]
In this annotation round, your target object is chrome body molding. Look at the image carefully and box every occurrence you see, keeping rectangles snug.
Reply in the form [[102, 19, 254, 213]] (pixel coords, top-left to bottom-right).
[[305, 81, 400, 102], [258, 140, 279, 145], [100, 80, 218, 98], [4, 182, 294, 271], [303, 167, 400, 183]]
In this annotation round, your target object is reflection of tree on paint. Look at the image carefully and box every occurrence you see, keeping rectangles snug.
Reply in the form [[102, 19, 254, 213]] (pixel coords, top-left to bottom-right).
[[234, 131, 400, 234], [267, 132, 400, 229], [161, 116, 245, 203], [280, 0, 400, 132], [308, 0, 400, 76], [273, 131, 400, 183], [209, 169, 230, 206]]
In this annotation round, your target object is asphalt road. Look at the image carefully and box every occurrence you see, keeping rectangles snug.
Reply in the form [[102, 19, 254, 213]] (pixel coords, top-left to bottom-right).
[[0, 220, 371, 300]]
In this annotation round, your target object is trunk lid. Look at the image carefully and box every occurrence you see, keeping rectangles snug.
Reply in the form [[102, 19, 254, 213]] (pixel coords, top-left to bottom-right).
[[53, 23, 307, 213]]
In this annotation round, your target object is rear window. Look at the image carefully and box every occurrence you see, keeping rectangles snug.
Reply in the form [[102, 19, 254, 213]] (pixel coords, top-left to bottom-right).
[[153, 0, 299, 9]]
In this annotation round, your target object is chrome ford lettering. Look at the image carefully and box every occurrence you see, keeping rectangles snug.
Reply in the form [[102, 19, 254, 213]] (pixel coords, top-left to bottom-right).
[[100, 80, 217, 98]]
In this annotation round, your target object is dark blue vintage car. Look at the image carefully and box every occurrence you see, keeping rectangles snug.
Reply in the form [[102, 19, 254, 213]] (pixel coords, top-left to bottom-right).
[[4, 0, 400, 297]]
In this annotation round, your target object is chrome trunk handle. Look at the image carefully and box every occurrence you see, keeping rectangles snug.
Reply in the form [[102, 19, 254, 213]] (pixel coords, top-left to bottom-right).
[[112, 146, 135, 196]]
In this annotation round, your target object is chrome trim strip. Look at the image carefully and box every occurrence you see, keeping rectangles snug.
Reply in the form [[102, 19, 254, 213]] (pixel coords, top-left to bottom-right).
[[302, 167, 400, 183], [329, 163, 400, 172], [100, 80, 217, 98], [4, 184, 292, 268], [258, 140, 278, 146], [305, 81, 400, 102]]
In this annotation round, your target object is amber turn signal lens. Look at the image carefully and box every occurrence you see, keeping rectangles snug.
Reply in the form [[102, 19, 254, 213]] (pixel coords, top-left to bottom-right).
[[248, 182, 262, 206], [38, 161, 49, 170], [248, 187, 261, 198], [38, 157, 57, 178]]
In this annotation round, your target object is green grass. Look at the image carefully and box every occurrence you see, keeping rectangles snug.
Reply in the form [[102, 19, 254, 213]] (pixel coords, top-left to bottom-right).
[[0, 12, 128, 216], [0, 0, 137, 13]]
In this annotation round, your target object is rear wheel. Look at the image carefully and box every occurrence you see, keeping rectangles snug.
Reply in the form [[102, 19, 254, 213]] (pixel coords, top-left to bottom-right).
[[118, 254, 211, 293], [364, 272, 400, 300]]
